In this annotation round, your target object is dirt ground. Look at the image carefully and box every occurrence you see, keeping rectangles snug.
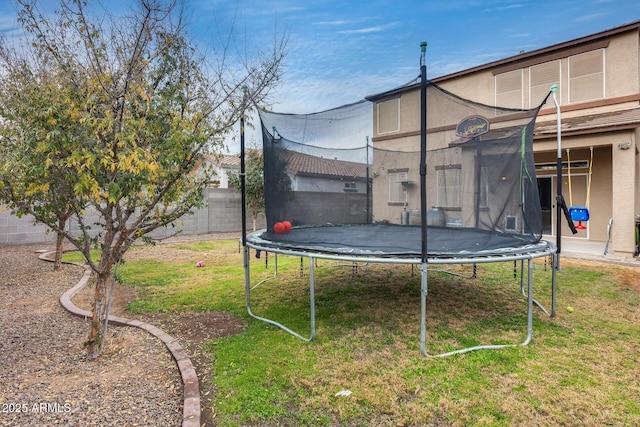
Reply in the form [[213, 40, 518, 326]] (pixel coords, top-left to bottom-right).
[[560, 256, 640, 293], [70, 233, 247, 427]]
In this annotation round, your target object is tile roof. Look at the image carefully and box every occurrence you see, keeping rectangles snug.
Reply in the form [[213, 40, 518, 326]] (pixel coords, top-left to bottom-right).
[[203, 149, 262, 168], [203, 149, 367, 179], [282, 149, 367, 179], [535, 107, 640, 136]]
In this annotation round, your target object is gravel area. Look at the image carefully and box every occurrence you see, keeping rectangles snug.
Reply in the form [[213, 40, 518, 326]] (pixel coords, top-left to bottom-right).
[[0, 244, 183, 426]]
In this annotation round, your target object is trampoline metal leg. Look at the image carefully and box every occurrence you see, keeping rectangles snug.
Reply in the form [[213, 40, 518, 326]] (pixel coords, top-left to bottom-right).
[[519, 258, 552, 318], [524, 257, 534, 346], [421, 257, 535, 358], [420, 262, 428, 357], [551, 253, 558, 317], [244, 247, 316, 342], [520, 260, 525, 294]]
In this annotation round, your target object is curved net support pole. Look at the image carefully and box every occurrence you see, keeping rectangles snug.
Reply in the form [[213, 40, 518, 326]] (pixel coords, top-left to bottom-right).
[[421, 257, 535, 358], [243, 246, 316, 342]]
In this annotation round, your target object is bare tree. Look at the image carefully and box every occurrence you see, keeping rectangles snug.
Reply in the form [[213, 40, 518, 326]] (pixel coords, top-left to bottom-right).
[[0, 0, 286, 358]]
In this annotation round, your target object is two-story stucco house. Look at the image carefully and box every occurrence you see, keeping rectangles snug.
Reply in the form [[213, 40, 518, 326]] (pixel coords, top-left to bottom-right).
[[366, 20, 640, 258]]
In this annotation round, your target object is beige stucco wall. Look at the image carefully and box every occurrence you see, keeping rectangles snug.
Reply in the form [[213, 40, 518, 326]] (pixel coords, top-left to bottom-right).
[[611, 134, 638, 256], [605, 32, 640, 97], [636, 128, 640, 218], [433, 70, 497, 107], [370, 26, 640, 257], [370, 134, 421, 223]]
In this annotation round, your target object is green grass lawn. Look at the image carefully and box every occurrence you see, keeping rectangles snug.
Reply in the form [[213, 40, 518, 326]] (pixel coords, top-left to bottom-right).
[[86, 240, 640, 426]]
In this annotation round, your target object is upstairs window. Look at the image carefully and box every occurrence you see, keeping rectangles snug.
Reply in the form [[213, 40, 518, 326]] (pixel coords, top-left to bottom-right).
[[377, 98, 400, 134], [495, 69, 523, 109], [569, 49, 604, 103], [530, 60, 560, 107]]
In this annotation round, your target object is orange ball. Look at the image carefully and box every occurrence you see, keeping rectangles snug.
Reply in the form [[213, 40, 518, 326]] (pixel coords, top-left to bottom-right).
[[282, 220, 292, 232], [273, 222, 285, 234]]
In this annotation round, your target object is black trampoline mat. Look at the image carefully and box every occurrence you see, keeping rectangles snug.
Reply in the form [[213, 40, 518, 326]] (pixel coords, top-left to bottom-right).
[[248, 223, 548, 258]]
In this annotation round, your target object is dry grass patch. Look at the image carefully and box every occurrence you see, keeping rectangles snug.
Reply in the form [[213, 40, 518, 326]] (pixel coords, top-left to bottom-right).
[[104, 241, 640, 426]]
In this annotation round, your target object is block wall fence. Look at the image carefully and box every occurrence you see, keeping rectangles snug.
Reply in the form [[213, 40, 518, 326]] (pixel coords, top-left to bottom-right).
[[0, 189, 265, 246]]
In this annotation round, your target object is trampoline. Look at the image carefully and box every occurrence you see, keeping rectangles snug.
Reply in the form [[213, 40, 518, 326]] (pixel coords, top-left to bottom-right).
[[239, 46, 561, 357], [249, 223, 552, 258], [244, 224, 556, 357]]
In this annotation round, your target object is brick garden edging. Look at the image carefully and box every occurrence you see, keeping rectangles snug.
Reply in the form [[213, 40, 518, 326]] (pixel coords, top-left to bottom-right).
[[39, 251, 201, 427]]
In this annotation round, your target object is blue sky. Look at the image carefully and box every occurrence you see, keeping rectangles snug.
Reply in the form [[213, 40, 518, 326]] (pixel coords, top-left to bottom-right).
[[181, 0, 640, 114], [1, 0, 638, 115]]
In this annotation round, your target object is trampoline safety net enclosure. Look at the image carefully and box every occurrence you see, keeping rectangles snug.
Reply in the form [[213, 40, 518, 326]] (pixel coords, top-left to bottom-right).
[[244, 77, 558, 357], [255, 81, 548, 258]]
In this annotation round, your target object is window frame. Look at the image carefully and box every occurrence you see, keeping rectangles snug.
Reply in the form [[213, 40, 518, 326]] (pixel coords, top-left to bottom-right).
[[495, 69, 523, 109], [435, 165, 461, 209], [343, 181, 358, 192], [568, 49, 605, 104], [388, 170, 408, 203], [377, 98, 400, 135], [529, 59, 561, 108]]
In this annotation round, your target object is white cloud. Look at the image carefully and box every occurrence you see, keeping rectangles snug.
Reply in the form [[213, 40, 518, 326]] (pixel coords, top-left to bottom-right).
[[573, 12, 606, 23], [313, 20, 354, 26], [337, 21, 400, 35]]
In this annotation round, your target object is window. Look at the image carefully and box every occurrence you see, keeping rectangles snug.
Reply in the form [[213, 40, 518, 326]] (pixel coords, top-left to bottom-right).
[[344, 182, 357, 192], [388, 171, 408, 203], [377, 98, 400, 134], [479, 166, 489, 208], [530, 60, 560, 107], [569, 49, 604, 103], [495, 69, 523, 109], [435, 166, 461, 208], [505, 215, 518, 232]]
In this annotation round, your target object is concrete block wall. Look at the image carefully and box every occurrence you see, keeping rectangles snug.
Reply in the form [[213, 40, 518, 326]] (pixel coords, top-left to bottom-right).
[[0, 210, 57, 246], [0, 189, 265, 246], [284, 192, 368, 226]]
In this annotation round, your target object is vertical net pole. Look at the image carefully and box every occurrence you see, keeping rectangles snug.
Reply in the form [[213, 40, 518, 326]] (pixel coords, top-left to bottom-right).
[[419, 42, 428, 263], [419, 41, 429, 356], [240, 88, 251, 319], [240, 87, 248, 247], [366, 136, 372, 223], [552, 84, 562, 265]]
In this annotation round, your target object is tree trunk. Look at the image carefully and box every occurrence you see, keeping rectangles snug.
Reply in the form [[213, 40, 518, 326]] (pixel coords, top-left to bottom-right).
[[86, 271, 110, 360], [53, 214, 69, 271], [54, 231, 64, 271]]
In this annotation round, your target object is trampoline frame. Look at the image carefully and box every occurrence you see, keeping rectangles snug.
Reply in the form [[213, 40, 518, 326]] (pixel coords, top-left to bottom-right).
[[243, 230, 557, 357]]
